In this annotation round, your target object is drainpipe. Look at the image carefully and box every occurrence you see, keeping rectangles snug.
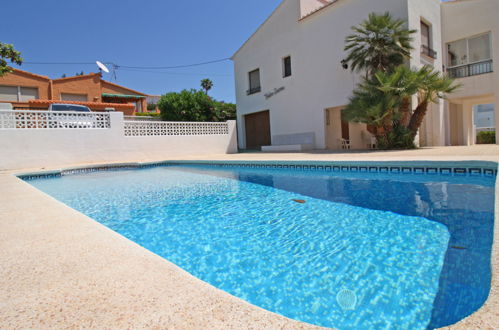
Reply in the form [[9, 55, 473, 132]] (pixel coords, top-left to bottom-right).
[[48, 80, 54, 100]]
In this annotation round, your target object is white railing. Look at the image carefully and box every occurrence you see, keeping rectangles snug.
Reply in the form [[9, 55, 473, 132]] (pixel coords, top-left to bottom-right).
[[124, 120, 229, 137], [0, 110, 111, 129]]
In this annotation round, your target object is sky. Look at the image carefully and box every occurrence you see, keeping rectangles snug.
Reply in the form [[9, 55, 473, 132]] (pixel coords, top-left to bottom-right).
[[1, 0, 282, 103]]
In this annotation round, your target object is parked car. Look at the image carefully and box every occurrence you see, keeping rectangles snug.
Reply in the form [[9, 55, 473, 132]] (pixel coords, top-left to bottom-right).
[[48, 103, 95, 128], [48, 103, 92, 112]]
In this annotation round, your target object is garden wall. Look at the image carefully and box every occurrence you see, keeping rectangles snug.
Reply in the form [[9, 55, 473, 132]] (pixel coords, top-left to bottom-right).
[[0, 111, 237, 170]]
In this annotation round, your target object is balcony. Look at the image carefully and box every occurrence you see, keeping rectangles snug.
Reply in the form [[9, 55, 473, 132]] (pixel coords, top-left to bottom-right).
[[421, 45, 437, 59], [246, 86, 261, 95], [447, 59, 493, 78]]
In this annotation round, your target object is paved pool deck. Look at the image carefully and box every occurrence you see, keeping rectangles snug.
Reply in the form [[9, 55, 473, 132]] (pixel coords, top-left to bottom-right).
[[0, 145, 498, 329]]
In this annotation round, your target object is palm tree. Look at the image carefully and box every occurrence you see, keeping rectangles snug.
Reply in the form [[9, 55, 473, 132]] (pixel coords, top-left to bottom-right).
[[344, 76, 400, 148], [407, 66, 460, 138], [374, 66, 423, 127], [344, 12, 416, 78], [201, 78, 214, 95], [342, 12, 459, 149], [345, 66, 459, 148]]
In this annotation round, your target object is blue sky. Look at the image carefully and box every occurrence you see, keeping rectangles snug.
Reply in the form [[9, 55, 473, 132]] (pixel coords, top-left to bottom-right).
[[1, 0, 282, 103]]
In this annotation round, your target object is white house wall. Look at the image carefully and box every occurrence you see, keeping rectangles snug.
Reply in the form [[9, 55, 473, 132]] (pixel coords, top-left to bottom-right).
[[407, 0, 445, 147], [233, 0, 451, 149], [442, 0, 499, 100], [442, 0, 499, 145]]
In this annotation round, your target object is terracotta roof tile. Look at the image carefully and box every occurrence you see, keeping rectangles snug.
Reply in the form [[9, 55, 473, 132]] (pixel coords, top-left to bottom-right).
[[28, 99, 135, 110], [52, 72, 101, 82], [11, 68, 50, 80]]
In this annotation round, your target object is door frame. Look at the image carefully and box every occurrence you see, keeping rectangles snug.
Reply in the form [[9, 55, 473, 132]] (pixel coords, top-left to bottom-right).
[[244, 110, 271, 150]]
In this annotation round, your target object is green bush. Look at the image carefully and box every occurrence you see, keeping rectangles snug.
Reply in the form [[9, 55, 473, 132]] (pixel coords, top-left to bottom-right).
[[476, 131, 496, 144], [134, 112, 161, 117], [146, 103, 157, 111], [158, 89, 236, 122]]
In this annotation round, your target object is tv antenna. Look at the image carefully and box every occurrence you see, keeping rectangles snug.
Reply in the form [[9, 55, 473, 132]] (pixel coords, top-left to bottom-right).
[[96, 61, 119, 80]]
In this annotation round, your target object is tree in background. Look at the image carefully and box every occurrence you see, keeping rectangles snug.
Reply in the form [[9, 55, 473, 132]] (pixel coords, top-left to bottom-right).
[[158, 89, 235, 122], [200, 78, 214, 95], [146, 103, 157, 111], [342, 13, 459, 149], [0, 42, 22, 76]]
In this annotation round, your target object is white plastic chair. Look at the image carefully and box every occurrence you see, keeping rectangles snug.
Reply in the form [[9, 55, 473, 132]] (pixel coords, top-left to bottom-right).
[[339, 138, 351, 150], [361, 131, 376, 149]]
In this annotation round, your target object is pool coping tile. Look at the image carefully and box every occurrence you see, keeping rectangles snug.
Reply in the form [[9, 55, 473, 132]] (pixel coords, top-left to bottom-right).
[[1, 154, 498, 329]]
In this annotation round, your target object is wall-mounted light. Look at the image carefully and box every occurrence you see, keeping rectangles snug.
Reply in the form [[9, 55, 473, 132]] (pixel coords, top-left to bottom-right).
[[341, 59, 348, 70]]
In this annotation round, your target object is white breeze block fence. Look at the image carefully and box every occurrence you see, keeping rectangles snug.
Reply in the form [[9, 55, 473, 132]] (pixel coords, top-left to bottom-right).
[[0, 110, 237, 170]]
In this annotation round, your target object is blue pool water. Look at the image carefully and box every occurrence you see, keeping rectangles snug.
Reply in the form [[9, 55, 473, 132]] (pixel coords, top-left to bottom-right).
[[27, 164, 496, 329]]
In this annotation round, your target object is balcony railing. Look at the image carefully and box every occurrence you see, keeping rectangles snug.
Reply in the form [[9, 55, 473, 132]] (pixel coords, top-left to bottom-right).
[[421, 45, 437, 59], [447, 59, 493, 78], [246, 86, 261, 95]]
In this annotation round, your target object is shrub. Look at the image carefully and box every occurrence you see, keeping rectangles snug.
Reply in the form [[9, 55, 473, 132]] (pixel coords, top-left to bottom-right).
[[147, 103, 157, 111], [158, 89, 236, 122], [134, 112, 161, 117], [476, 131, 496, 144]]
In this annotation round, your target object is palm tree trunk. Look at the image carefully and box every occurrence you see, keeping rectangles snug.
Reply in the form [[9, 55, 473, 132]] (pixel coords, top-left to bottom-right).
[[408, 100, 429, 138], [399, 97, 412, 127]]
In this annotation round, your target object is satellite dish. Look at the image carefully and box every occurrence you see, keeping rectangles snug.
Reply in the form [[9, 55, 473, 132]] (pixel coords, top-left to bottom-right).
[[96, 61, 110, 73]]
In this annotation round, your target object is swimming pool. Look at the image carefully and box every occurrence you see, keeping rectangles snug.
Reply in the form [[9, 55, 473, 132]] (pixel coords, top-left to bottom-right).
[[24, 162, 496, 329]]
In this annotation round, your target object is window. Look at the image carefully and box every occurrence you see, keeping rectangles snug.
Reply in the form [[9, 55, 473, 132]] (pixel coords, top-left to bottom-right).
[[0, 85, 39, 102], [61, 93, 88, 102], [50, 104, 90, 112], [420, 20, 436, 59], [421, 21, 430, 49], [19, 87, 38, 102], [468, 33, 491, 63], [447, 32, 493, 78], [448, 39, 468, 67], [283, 56, 292, 77], [0, 85, 19, 102], [247, 69, 261, 95], [448, 33, 492, 67]]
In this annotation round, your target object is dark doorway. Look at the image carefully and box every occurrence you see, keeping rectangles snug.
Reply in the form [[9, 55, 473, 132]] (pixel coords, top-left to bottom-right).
[[341, 110, 350, 140], [244, 110, 271, 150]]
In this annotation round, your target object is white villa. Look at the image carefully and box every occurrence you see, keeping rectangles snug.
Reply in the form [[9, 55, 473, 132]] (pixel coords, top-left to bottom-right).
[[232, 0, 499, 150]]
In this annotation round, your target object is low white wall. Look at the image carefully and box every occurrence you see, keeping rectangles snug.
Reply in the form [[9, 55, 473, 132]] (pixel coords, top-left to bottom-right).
[[0, 112, 237, 170]]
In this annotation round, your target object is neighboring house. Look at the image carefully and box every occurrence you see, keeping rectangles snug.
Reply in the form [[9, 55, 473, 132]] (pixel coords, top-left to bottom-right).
[[232, 0, 499, 150], [0, 69, 149, 115]]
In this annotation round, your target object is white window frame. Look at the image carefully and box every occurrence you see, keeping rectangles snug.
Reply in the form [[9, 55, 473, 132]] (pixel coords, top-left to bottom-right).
[[447, 32, 492, 69]]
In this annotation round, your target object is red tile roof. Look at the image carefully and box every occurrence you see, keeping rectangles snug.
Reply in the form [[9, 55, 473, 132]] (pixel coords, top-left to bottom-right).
[[28, 99, 135, 111], [11, 68, 50, 80], [52, 73, 101, 82], [101, 80, 148, 96]]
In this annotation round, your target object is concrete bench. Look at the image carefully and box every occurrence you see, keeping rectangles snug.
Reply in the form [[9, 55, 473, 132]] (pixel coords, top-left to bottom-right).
[[262, 132, 315, 152]]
